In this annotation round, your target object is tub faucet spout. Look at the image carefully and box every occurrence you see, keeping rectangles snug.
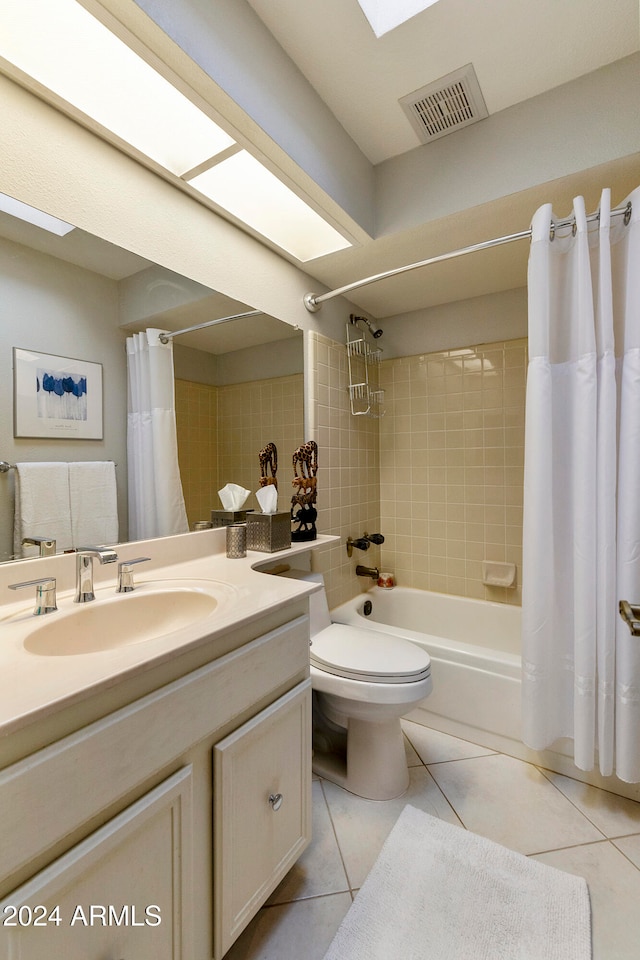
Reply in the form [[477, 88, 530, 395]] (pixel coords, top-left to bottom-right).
[[75, 547, 118, 603], [356, 564, 379, 580]]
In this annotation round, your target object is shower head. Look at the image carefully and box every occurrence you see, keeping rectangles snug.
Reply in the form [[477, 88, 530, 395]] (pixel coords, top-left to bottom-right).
[[349, 314, 383, 339]]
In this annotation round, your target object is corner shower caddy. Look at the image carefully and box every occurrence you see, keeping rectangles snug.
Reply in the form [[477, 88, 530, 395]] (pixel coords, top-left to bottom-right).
[[346, 323, 384, 418]]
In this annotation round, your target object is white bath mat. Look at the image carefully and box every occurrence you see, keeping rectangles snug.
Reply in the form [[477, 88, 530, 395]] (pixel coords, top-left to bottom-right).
[[323, 804, 591, 960]]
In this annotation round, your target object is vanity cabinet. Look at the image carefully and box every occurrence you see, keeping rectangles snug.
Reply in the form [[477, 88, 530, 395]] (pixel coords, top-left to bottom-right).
[[0, 605, 312, 960], [0, 767, 193, 959], [214, 684, 311, 958]]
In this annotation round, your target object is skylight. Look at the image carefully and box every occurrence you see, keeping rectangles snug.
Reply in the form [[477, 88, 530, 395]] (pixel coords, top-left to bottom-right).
[[356, 0, 441, 37], [187, 151, 352, 262]]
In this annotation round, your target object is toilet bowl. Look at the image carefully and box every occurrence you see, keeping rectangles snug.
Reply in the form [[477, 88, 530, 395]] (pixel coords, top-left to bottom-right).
[[283, 571, 432, 800]]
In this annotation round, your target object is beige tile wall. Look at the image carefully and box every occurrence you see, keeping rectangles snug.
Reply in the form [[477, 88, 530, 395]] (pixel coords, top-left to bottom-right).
[[308, 331, 381, 609], [176, 373, 304, 530], [175, 378, 218, 529], [216, 374, 304, 507], [378, 339, 526, 604]]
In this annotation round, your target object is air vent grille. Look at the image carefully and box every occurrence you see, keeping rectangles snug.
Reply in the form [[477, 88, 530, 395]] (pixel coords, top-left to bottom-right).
[[400, 64, 488, 144]]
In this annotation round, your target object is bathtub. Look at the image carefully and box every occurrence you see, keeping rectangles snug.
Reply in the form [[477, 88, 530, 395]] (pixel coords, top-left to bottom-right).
[[330, 586, 522, 749]]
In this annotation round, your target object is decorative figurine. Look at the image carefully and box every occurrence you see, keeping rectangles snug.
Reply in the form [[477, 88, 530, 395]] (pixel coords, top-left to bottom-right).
[[259, 441, 278, 488], [291, 440, 318, 542]]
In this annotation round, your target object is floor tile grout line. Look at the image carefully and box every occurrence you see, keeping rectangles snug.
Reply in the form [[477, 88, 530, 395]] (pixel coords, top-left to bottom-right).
[[318, 777, 359, 897], [403, 735, 501, 769], [401, 721, 499, 762], [610, 840, 640, 874], [535, 762, 640, 808], [259, 890, 354, 911], [526, 836, 618, 858], [536, 766, 624, 842], [426, 745, 637, 845], [401, 732, 470, 828]]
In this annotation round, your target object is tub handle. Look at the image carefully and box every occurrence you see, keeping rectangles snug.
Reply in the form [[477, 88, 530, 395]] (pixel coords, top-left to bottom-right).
[[346, 536, 370, 557], [619, 601, 640, 637]]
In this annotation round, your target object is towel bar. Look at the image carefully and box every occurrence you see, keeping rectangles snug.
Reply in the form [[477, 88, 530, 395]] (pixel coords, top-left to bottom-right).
[[1, 460, 117, 473], [619, 600, 640, 637]]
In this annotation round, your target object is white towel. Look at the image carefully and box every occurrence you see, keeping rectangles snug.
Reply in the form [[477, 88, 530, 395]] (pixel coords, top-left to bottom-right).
[[68, 461, 119, 547], [14, 462, 73, 558]]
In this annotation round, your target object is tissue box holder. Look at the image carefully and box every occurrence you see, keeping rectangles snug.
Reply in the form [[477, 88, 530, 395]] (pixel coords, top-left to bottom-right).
[[210, 509, 253, 527], [246, 512, 291, 552]]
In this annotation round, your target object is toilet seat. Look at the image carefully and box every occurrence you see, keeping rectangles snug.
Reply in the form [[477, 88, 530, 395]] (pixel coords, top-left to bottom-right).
[[310, 623, 431, 684]]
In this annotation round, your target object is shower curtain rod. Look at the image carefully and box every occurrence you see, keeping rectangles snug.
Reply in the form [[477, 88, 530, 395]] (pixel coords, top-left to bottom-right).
[[303, 201, 632, 313], [158, 309, 263, 343]]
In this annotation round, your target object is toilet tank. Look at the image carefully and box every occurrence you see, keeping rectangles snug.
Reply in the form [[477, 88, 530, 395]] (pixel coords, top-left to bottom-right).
[[277, 569, 331, 635]]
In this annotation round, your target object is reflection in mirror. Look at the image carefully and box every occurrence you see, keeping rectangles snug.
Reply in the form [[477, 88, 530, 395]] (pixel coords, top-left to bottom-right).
[[0, 199, 304, 563]]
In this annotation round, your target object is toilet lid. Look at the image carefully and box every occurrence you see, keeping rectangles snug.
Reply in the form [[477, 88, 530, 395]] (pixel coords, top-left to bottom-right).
[[310, 623, 431, 684]]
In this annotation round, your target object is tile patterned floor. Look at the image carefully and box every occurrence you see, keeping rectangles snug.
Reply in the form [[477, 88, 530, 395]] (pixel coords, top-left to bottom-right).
[[224, 720, 640, 960]]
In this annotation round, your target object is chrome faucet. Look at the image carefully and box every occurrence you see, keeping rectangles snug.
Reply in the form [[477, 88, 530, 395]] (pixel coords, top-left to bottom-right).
[[9, 576, 57, 615], [356, 564, 380, 580], [75, 547, 118, 603], [117, 556, 150, 593], [22, 535, 57, 557]]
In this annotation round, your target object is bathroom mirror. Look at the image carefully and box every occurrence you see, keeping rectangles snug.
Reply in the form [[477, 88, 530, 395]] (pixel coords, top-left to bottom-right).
[[0, 199, 304, 562]]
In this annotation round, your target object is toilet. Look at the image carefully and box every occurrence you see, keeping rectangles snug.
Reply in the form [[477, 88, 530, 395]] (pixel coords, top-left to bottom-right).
[[283, 571, 432, 800]]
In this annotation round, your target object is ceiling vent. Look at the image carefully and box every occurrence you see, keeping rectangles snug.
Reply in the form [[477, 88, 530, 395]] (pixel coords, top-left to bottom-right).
[[399, 64, 488, 144]]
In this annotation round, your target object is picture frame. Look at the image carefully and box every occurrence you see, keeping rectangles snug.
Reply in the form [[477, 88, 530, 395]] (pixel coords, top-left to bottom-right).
[[13, 347, 104, 440]]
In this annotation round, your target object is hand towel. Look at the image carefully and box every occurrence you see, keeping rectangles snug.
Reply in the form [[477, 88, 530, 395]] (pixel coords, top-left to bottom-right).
[[13, 462, 73, 558], [68, 461, 119, 548]]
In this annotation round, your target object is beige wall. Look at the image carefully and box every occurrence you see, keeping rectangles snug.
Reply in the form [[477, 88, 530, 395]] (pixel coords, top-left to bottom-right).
[[176, 373, 304, 529]]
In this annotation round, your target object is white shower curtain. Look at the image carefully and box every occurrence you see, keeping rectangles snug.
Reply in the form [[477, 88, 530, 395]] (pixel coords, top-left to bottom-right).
[[522, 186, 640, 781], [126, 329, 188, 541]]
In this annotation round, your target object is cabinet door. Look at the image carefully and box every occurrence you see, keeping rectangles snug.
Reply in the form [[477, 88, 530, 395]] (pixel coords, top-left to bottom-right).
[[213, 681, 311, 959], [0, 766, 192, 960]]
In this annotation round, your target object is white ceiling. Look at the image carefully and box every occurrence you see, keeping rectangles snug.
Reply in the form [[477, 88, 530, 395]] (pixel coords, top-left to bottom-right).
[[246, 0, 640, 318], [247, 0, 637, 165]]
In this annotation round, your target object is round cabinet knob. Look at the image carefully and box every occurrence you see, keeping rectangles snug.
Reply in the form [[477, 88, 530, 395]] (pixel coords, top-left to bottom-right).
[[268, 792, 283, 811]]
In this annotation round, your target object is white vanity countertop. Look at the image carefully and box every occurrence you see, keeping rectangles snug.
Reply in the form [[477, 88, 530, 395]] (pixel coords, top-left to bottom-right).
[[0, 529, 336, 742]]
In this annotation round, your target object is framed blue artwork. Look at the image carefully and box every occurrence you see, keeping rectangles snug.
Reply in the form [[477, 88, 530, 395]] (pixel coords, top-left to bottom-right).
[[13, 347, 103, 439]]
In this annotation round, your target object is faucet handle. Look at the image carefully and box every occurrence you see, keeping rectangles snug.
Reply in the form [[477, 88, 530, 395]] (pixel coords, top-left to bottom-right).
[[21, 536, 57, 557], [8, 577, 57, 615], [346, 536, 370, 557], [117, 557, 151, 593]]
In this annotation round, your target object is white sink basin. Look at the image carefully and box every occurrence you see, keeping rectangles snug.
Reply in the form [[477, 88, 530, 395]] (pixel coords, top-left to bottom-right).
[[23, 584, 223, 656]]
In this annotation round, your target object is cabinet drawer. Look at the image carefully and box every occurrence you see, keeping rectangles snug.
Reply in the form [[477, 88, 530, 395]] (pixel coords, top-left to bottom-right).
[[213, 681, 312, 959], [0, 766, 192, 960]]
